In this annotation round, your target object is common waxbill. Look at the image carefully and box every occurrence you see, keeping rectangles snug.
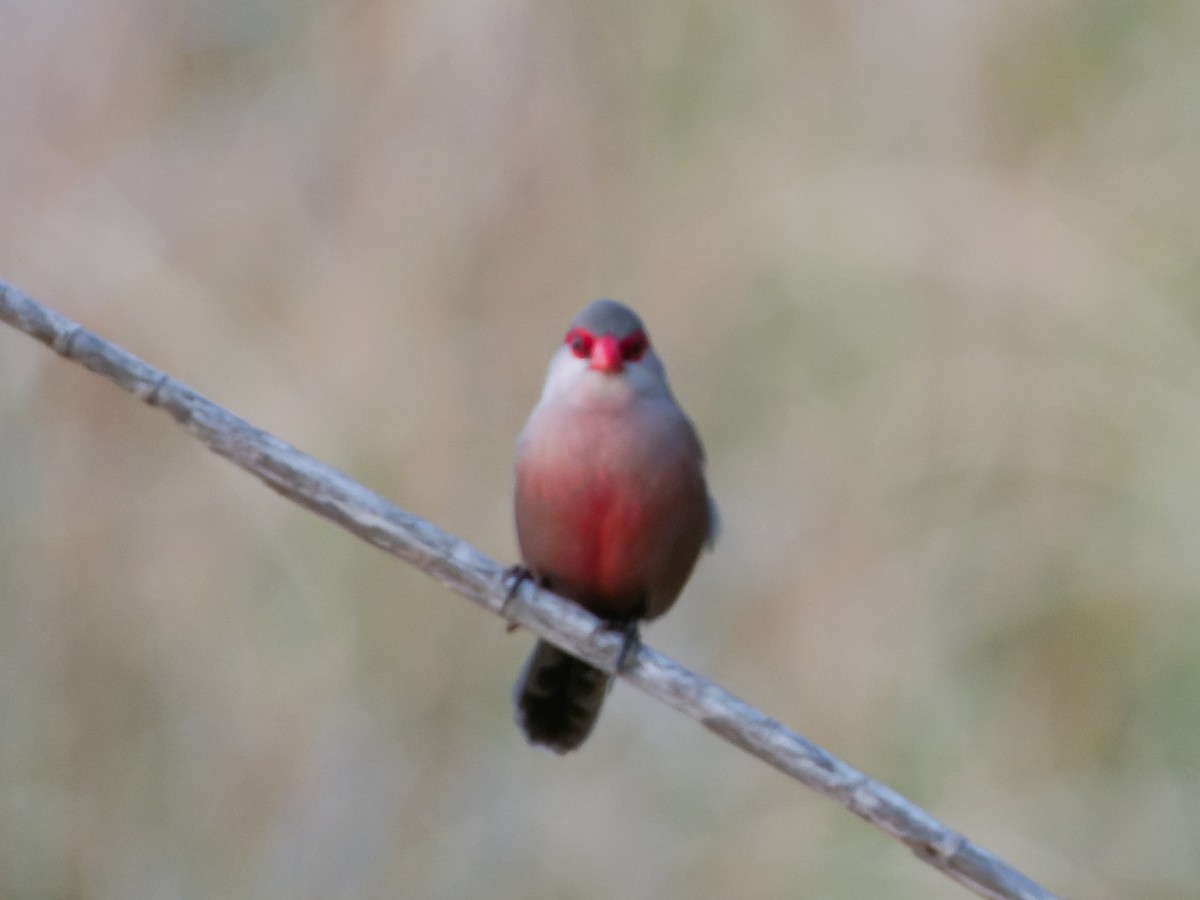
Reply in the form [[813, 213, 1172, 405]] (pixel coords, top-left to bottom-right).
[[512, 299, 716, 753]]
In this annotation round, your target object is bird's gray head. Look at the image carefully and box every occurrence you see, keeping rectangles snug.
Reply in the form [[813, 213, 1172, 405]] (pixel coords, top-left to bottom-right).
[[540, 299, 672, 404], [569, 299, 646, 341]]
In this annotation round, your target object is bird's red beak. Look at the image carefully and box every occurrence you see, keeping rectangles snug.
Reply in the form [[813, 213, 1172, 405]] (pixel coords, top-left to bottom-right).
[[590, 334, 623, 373]]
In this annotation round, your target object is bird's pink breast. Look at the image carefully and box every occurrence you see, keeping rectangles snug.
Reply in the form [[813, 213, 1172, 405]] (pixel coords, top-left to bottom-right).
[[514, 399, 709, 621], [549, 475, 648, 597]]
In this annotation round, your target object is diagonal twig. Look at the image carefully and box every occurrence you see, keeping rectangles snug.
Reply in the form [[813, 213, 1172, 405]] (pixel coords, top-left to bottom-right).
[[0, 278, 1060, 900]]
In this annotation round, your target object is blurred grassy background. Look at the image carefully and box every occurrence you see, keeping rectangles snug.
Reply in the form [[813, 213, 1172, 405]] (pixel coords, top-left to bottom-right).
[[3, 1, 1200, 897]]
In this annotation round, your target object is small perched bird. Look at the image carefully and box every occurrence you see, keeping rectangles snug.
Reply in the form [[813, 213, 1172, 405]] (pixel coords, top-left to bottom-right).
[[512, 299, 716, 753]]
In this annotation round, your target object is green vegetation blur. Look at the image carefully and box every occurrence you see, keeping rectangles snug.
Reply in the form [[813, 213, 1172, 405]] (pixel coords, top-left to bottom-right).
[[2, 2, 1199, 898]]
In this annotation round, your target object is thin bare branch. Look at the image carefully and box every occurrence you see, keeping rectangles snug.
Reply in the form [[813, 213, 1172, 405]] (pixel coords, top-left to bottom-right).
[[0, 279, 1060, 900]]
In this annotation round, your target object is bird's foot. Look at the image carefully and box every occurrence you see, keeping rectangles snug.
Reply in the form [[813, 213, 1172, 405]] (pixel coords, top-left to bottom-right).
[[501, 565, 536, 633], [603, 620, 642, 675]]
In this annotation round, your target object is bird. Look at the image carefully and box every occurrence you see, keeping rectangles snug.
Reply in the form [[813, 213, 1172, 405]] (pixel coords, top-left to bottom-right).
[[511, 298, 716, 753]]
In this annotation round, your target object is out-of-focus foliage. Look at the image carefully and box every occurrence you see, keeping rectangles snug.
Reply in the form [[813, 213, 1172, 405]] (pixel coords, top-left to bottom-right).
[[3, 1, 1200, 897]]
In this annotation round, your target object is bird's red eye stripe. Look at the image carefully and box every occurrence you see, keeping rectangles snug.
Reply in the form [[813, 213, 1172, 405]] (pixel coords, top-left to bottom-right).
[[565, 328, 594, 358], [619, 330, 648, 361]]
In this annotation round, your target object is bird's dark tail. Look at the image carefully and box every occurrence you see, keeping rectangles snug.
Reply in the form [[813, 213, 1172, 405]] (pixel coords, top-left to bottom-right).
[[514, 640, 611, 754]]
